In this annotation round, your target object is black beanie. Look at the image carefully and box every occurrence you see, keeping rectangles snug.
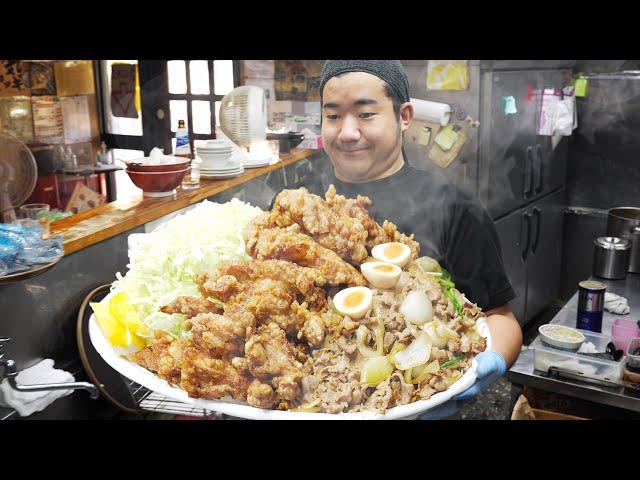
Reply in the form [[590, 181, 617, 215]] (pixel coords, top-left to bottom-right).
[[319, 60, 411, 103]]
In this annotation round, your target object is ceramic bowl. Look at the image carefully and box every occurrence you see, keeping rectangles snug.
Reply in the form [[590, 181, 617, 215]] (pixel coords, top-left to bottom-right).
[[126, 168, 188, 193], [125, 157, 190, 172], [538, 324, 585, 351]]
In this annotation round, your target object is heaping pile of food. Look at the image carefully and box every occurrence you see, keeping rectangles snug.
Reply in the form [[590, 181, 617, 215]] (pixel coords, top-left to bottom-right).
[[94, 186, 487, 414]]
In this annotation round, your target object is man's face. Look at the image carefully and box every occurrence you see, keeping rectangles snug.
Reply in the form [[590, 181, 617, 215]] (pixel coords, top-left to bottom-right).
[[321, 72, 404, 183]]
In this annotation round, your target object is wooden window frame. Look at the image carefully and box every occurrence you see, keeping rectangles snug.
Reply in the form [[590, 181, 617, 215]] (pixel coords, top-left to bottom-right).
[[97, 60, 241, 157], [168, 60, 241, 155]]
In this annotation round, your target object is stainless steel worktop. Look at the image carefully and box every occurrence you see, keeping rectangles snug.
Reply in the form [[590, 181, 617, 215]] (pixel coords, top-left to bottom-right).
[[507, 273, 640, 412]]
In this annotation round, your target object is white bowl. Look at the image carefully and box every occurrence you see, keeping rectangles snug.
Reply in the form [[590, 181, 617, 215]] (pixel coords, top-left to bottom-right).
[[538, 324, 585, 351]]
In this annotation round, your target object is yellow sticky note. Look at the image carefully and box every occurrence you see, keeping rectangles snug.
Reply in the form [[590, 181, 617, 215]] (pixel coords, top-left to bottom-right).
[[427, 60, 469, 90], [434, 125, 459, 151], [574, 77, 588, 97]]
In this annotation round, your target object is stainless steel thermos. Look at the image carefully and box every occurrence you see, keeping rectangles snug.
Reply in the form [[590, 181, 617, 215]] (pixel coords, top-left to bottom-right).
[[593, 236, 631, 280]]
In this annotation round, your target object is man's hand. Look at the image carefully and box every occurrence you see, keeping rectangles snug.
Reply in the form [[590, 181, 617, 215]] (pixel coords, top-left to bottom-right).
[[452, 350, 507, 401]]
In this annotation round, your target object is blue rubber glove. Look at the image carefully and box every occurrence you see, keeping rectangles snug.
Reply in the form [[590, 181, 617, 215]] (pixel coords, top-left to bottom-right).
[[453, 350, 507, 401]]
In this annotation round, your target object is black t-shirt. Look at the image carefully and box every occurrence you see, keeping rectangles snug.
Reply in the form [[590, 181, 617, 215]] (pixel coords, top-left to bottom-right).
[[273, 161, 515, 312]]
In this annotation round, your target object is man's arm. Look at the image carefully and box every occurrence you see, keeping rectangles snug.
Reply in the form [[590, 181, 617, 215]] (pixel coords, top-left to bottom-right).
[[484, 303, 522, 368]]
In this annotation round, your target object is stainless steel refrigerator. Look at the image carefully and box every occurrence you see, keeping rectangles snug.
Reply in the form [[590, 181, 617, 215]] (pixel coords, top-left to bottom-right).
[[402, 60, 574, 326]]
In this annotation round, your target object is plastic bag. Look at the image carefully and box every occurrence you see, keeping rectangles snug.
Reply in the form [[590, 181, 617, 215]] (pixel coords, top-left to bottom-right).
[[0, 223, 63, 276], [554, 99, 574, 136]]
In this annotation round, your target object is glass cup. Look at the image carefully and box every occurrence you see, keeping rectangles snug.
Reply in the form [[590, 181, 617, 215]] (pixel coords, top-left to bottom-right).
[[267, 139, 280, 159], [181, 158, 201, 190], [19, 203, 51, 238]]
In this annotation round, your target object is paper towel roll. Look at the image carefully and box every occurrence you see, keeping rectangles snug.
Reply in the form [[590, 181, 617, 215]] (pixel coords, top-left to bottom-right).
[[410, 98, 451, 126]]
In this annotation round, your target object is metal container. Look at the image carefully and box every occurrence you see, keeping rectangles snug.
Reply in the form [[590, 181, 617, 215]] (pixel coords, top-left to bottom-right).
[[576, 280, 606, 333], [593, 236, 631, 279], [607, 207, 640, 273]]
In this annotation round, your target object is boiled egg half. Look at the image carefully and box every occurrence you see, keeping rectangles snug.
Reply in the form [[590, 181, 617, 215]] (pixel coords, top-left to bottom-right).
[[371, 242, 411, 268], [360, 261, 402, 289], [332, 286, 373, 319]]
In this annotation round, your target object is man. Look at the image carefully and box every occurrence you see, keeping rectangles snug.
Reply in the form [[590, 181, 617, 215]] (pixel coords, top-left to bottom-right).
[[280, 60, 523, 417]]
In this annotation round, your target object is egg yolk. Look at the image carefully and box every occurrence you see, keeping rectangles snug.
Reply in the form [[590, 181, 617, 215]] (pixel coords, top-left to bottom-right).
[[384, 243, 405, 259], [374, 264, 395, 273], [344, 291, 365, 308]]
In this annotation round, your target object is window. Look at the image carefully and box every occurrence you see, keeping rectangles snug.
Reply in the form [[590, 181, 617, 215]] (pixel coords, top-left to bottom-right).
[[100, 60, 143, 136], [167, 60, 239, 156]]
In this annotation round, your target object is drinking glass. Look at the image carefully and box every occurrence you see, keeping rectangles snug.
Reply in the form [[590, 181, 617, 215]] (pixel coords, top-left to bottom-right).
[[19, 203, 51, 238], [181, 158, 201, 190]]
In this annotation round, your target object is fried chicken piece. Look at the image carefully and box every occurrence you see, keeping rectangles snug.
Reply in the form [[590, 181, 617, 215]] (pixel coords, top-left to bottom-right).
[[272, 187, 370, 264], [243, 188, 370, 265], [130, 332, 182, 385], [247, 380, 277, 408], [160, 295, 223, 318], [242, 211, 271, 260], [200, 260, 328, 310], [247, 225, 365, 287], [214, 259, 328, 297], [198, 274, 242, 302], [324, 184, 420, 258], [197, 260, 332, 343], [272, 375, 302, 402], [235, 278, 301, 331], [244, 322, 302, 378], [244, 322, 305, 403], [290, 300, 326, 347], [291, 341, 311, 364], [179, 346, 250, 401], [132, 307, 256, 401], [185, 306, 255, 358]]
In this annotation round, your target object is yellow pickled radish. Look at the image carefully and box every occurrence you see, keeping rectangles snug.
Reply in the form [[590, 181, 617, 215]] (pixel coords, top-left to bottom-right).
[[90, 301, 129, 348], [109, 292, 149, 337], [91, 292, 148, 349]]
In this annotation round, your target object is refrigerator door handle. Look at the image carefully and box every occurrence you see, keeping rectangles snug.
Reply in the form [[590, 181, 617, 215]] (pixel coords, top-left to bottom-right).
[[531, 207, 542, 254], [521, 212, 532, 262], [523, 146, 533, 198], [534, 144, 544, 195]]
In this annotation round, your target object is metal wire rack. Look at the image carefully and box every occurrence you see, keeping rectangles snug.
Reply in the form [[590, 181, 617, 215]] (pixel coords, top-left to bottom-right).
[[125, 378, 222, 419]]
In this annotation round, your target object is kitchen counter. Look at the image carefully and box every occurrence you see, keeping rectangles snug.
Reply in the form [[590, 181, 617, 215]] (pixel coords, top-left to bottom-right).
[[50, 149, 313, 256], [508, 273, 640, 412]]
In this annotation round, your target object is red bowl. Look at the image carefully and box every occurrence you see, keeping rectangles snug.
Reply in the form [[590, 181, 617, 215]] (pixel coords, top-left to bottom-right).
[[125, 157, 190, 172], [126, 168, 188, 193]]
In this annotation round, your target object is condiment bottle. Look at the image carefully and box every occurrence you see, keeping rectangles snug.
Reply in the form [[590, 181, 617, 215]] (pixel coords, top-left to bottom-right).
[[175, 119, 192, 159]]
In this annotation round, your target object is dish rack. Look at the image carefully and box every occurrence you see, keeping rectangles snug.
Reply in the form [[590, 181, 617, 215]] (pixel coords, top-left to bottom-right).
[[123, 377, 212, 418], [123, 377, 242, 419]]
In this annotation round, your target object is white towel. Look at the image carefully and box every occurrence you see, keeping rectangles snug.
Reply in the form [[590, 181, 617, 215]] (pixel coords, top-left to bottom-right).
[[0, 359, 75, 417], [604, 293, 631, 315]]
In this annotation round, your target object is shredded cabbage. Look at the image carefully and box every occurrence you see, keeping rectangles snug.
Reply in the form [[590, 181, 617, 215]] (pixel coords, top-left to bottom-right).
[[111, 198, 263, 338]]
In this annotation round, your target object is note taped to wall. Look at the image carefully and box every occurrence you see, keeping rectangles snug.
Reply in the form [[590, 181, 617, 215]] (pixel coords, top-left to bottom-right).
[[427, 60, 469, 91], [429, 130, 467, 168]]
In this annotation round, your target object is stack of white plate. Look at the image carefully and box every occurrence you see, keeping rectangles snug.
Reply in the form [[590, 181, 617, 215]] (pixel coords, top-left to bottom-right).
[[242, 156, 276, 169], [196, 140, 244, 179]]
